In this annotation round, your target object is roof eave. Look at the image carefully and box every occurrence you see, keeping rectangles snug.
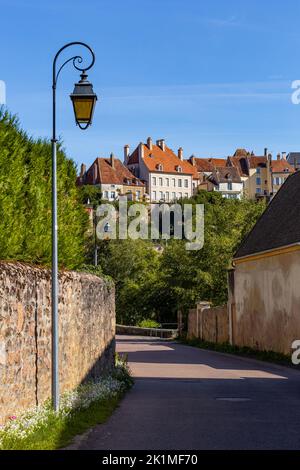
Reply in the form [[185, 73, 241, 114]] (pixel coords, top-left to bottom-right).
[[233, 242, 300, 264]]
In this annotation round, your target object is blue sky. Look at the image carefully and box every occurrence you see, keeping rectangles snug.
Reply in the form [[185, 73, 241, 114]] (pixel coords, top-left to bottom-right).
[[1, 0, 300, 169]]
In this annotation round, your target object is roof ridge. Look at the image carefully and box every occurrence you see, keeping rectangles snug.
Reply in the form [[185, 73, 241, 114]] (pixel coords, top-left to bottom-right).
[[234, 171, 300, 259]]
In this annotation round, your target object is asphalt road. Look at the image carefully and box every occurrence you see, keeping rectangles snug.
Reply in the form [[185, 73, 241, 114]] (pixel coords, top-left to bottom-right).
[[71, 335, 300, 450]]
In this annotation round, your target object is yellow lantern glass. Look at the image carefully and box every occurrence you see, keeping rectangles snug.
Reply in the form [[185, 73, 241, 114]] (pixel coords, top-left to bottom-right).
[[70, 72, 97, 129]]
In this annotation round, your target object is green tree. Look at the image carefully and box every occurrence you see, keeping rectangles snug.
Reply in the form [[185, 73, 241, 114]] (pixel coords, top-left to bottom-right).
[[0, 108, 88, 268]]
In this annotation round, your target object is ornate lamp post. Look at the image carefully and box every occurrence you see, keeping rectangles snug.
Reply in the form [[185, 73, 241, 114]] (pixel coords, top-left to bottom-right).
[[52, 42, 97, 411]]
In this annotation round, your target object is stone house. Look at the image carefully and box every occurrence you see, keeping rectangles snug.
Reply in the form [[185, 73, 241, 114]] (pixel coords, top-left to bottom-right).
[[271, 154, 295, 195], [187, 156, 227, 185], [227, 148, 272, 200], [125, 137, 199, 202], [203, 167, 243, 199], [78, 154, 145, 202]]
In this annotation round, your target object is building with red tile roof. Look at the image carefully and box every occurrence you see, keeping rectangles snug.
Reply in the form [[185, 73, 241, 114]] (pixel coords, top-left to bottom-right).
[[78, 154, 145, 202], [125, 138, 197, 202], [188, 156, 228, 183]]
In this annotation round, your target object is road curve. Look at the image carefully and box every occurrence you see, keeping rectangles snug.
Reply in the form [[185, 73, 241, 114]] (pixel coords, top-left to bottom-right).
[[70, 335, 300, 450]]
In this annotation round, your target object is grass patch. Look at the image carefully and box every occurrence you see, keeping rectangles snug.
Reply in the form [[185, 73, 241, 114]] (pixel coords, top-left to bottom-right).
[[1, 395, 124, 450], [181, 337, 298, 368], [0, 356, 133, 450]]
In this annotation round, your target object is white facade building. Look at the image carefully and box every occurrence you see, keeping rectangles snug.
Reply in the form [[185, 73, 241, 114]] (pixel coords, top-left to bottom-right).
[[207, 168, 243, 199], [125, 138, 197, 202]]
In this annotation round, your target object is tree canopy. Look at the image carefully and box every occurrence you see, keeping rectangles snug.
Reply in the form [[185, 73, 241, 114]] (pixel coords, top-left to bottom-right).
[[96, 191, 265, 324]]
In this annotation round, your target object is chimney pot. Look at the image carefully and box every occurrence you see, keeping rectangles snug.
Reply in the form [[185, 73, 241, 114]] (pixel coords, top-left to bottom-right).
[[178, 147, 184, 161], [124, 144, 130, 164], [80, 163, 86, 177], [156, 139, 166, 152], [138, 142, 144, 161], [147, 137, 153, 150], [110, 153, 115, 168]]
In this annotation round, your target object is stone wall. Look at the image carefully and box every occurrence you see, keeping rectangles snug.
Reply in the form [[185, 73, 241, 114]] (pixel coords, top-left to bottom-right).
[[116, 324, 178, 339], [187, 303, 229, 344], [0, 262, 115, 423]]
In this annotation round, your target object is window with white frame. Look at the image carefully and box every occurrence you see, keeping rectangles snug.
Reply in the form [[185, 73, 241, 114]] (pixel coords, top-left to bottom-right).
[[184, 179, 188, 188], [166, 178, 170, 187], [152, 176, 156, 186], [159, 177, 163, 186], [152, 191, 157, 200], [178, 179, 182, 188], [172, 178, 176, 187]]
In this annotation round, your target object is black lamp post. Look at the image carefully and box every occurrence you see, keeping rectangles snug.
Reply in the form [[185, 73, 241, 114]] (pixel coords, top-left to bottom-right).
[[52, 42, 97, 411]]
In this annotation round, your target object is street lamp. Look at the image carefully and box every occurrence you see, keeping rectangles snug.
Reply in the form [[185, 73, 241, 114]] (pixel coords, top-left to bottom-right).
[[70, 71, 97, 129], [52, 42, 97, 411]]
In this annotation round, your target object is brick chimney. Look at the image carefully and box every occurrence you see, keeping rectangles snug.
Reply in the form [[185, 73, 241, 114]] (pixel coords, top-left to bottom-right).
[[138, 142, 144, 162], [147, 137, 153, 150], [277, 153, 281, 161], [110, 153, 115, 169], [156, 139, 166, 152], [178, 147, 183, 161], [80, 163, 86, 177], [124, 144, 130, 164], [93, 162, 98, 183]]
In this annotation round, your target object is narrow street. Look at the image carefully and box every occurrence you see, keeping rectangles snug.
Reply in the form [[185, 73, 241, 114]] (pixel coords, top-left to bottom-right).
[[71, 335, 300, 450]]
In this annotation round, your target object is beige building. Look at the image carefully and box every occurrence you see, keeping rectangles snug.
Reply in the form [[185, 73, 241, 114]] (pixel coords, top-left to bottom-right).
[[229, 171, 300, 354], [227, 148, 272, 199], [271, 153, 295, 195]]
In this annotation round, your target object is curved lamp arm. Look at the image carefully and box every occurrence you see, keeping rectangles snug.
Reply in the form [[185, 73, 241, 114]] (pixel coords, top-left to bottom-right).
[[53, 41, 95, 87]]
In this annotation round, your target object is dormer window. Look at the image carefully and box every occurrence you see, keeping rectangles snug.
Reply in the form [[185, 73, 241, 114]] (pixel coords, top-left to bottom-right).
[[176, 166, 182, 173], [156, 164, 163, 171]]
